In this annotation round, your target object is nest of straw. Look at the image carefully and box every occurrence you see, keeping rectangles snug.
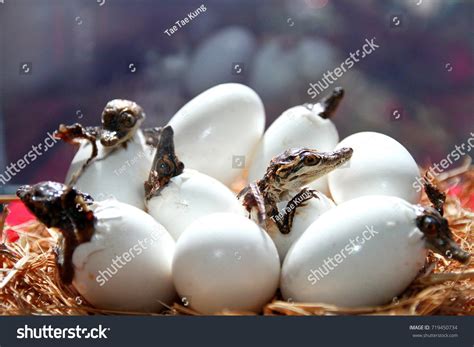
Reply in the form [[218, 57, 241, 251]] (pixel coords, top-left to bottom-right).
[[1, 165, 473, 316]]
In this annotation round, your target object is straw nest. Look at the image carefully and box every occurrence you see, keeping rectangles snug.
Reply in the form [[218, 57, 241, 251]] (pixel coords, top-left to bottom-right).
[[1, 164, 473, 316]]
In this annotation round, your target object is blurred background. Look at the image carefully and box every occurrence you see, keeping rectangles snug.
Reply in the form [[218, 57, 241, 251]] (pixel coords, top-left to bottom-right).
[[0, 0, 472, 192]]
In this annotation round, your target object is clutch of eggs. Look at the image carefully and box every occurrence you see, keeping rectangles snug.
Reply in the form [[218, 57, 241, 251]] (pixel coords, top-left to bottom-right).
[[56, 84, 456, 313]]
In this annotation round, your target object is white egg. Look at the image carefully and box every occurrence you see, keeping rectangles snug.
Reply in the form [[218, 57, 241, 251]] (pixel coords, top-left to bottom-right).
[[328, 132, 421, 204], [248, 102, 339, 195], [185, 27, 256, 95], [66, 130, 153, 210], [270, 191, 335, 261], [72, 199, 176, 312], [172, 213, 280, 314], [168, 83, 265, 186], [281, 195, 427, 307], [146, 169, 245, 240]]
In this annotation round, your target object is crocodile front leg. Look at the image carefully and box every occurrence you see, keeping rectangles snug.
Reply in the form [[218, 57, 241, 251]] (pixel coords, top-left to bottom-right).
[[277, 188, 319, 235], [55, 123, 100, 185], [238, 182, 266, 225], [54, 221, 78, 285], [269, 203, 291, 235]]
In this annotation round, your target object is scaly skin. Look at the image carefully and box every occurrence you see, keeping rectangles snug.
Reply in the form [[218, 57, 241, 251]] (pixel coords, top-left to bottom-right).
[[16, 182, 96, 284], [238, 147, 353, 235], [303, 86, 345, 119], [144, 126, 184, 200], [417, 179, 470, 264]]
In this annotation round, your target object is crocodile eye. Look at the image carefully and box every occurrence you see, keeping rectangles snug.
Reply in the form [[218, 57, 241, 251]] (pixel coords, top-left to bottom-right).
[[159, 162, 169, 174], [121, 112, 136, 128], [303, 155, 320, 166], [421, 216, 439, 237]]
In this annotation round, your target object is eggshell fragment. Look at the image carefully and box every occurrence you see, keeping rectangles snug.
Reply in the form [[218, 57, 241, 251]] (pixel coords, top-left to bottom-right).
[[72, 199, 176, 312], [146, 169, 245, 240], [281, 195, 427, 307], [172, 213, 280, 314], [328, 132, 421, 204], [65, 131, 153, 210], [168, 83, 265, 187]]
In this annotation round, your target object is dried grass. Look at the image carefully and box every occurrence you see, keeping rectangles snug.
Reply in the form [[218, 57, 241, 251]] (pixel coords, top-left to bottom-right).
[[1, 166, 473, 316]]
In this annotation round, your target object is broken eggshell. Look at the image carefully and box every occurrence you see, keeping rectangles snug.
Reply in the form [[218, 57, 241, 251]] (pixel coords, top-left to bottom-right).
[[17, 182, 176, 312], [328, 132, 421, 204], [144, 125, 245, 240], [281, 195, 470, 307], [248, 88, 343, 196], [168, 83, 265, 187], [146, 168, 245, 240], [72, 199, 176, 312], [65, 130, 153, 210]]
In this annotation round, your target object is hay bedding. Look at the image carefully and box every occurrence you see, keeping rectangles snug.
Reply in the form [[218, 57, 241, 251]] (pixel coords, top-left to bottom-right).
[[0, 166, 472, 316]]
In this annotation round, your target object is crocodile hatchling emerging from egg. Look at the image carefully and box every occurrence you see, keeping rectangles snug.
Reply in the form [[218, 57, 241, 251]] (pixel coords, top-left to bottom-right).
[[16, 181, 96, 284], [238, 86, 353, 235], [54, 99, 163, 185], [238, 147, 353, 235]]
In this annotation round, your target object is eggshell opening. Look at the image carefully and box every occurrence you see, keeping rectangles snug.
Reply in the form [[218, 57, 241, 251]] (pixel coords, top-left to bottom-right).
[[66, 130, 153, 210], [146, 169, 245, 240], [72, 200, 176, 312], [281, 195, 428, 307], [248, 104, 339, 196]]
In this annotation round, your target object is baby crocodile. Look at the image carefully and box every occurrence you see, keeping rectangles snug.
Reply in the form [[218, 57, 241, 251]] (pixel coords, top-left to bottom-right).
[[144, 125, 184, 200], [418, 178, 470, 264], [55, 99, 160, 185], [17, 182, 95, 284], [238, 147, 353, 235]]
